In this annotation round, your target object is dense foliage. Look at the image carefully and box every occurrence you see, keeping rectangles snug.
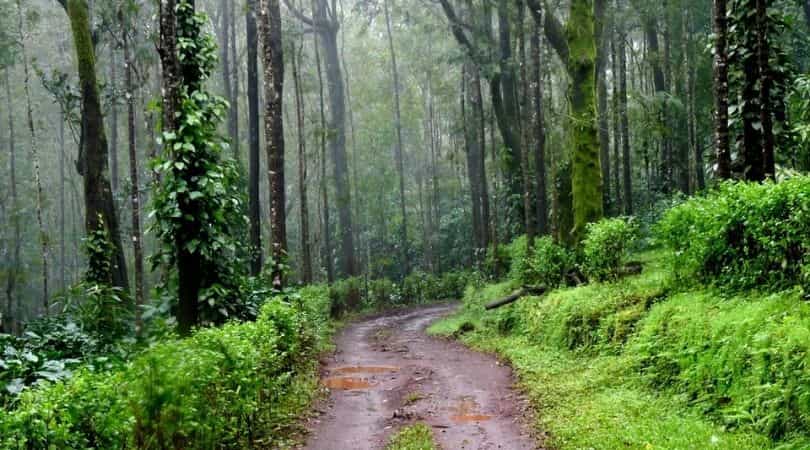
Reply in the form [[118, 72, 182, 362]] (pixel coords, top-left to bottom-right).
[[656, 176, 810, 291], [0, 288, 331, 449]]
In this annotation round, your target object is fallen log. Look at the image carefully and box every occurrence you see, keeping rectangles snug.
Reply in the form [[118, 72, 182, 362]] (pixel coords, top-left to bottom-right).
[[619, 261, 643, 276], [485, 285, 547, 310]]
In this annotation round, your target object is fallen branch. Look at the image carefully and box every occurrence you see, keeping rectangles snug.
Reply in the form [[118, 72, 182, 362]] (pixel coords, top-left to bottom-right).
[[485, 285, 547, 310]]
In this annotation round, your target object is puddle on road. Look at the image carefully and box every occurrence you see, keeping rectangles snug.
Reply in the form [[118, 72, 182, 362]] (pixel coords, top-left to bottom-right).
[[331, 366, 399, 375], [322, 376, 375, 390], [449, 398, 492, 423]]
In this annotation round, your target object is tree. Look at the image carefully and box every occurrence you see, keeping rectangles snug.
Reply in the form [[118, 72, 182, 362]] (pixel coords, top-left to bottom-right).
[[246, 0, 263, 276], [383, 0, 409, 274], [714, 0, 731, 179], [259, 0, 287, 288], [58, 0, 129, 290], [155, 0, 244, 334], [527, 0, 604, 242], [121, 4, 146, 333], [285, 0, 358, 278]]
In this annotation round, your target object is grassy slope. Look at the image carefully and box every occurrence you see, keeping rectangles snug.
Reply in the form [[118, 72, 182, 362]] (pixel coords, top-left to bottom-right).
[[429, 251, 810, 450]]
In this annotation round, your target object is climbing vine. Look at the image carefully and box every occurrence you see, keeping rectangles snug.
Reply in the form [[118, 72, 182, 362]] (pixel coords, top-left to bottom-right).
[[150, 1, 247, 325]]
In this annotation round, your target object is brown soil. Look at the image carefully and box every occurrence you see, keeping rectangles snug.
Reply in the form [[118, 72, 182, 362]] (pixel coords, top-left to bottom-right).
[[303, 305, 541, 450]]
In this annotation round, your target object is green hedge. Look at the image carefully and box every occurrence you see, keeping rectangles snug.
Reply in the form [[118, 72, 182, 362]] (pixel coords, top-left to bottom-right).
[[655, 177, 810, 291], [0, 287, 331, 449]]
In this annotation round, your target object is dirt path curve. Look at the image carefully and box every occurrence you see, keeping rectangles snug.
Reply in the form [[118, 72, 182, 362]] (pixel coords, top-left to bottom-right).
[[304, 304, 540, 450]]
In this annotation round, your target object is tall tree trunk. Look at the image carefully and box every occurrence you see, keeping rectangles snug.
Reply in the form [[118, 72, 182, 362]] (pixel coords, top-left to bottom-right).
[[741, 25, 764, 182], [714, 0, 731, 179], [610, 30, 622, 211], [383, 0, 409, 274], [59, 113, 67, 293], [517, 1, 536, 245], [292, 37, 312, 283], [596, 0, 611, 214], [259, 0, 287, 289], [4, 67, 19, 333], [230, 0, 240, 159], [531, 21, 548, 235], [568, 0, 603, 242], [758, 0, 775, 179], [462, 64, 484, 260], [619, 24, 633, 214], [644, 17, 671, 192], [475, 74, 491, 248], [158, 0, 199, 335], [64, 0, 129, 290], [19, 1, 50, 313], [220, 0, 238, 160], [306, 0, 357, 277], [314, 34, 334, 283], [109, 49, 120, 195], [496, 0, 525, 226], [246, 0, 263, 275], [123, 26, 145, 334], [684, 9, 704, 190]]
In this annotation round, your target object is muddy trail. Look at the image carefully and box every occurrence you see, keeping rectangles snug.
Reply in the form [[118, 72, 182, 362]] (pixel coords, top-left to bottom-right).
[[303, 305, 540, 450]]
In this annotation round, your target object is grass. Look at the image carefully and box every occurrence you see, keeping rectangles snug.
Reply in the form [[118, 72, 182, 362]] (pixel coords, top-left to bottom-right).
[[386, 423, 437, 450], [428, 250, 810, 450]]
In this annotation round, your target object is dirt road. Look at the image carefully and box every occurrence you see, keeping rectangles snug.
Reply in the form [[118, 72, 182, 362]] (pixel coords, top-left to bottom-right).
[[304, 305, 540, 450]]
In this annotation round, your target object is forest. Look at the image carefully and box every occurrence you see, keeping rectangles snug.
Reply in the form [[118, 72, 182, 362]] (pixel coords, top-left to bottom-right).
[[0, 0, 809, 448]]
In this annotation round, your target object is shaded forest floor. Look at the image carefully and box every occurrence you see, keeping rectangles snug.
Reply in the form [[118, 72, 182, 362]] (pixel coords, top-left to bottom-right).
[[302, 305, 539, 450]]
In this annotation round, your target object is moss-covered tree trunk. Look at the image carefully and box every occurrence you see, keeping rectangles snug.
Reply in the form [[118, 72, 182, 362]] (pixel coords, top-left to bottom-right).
[[567, 0, 603, 242], [62, 0, 129, 290]]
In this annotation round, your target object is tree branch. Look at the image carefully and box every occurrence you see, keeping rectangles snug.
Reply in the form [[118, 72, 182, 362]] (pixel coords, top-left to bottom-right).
[[436, 0, 483, 66], [282, 0, 315, 26], [525, 0, 569, 66]]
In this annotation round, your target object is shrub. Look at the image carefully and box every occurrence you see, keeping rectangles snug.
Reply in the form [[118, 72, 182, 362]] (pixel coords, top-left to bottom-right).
[[582, 217, 638, 281], [655, 177, 810, 291], [523, 237, 575, 288], [0, 290, 332, 449], [329, 277, 362, 316]]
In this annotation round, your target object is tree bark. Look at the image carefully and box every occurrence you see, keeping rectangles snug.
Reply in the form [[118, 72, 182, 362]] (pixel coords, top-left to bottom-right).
[[714, 0, 731, 179], [109, 48, 120, 196], [292, 34, 312, 283], [313, 33, 334, 283], [259, 0, 287, 289], [19, 1, 50, 313], [758, 0, 775, 179], [619, 27, 633, 214], [123, 24, 145, 334], [517, 1, 536, 246], [63, 0, 129, 291], [595, 0, 611, 214], [246, 0, 263, 275], [462, 64, 484, 260], [4, 67, 19, 334], [531, 21, 548, 236]]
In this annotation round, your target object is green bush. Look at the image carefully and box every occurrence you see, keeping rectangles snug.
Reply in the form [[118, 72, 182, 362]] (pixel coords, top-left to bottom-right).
[[582, 217, 638, 281], [655, 177, 810, 291], [0, 289, 331, 449], [523, 237, 575, 288], [329, 276, 362, 315]]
